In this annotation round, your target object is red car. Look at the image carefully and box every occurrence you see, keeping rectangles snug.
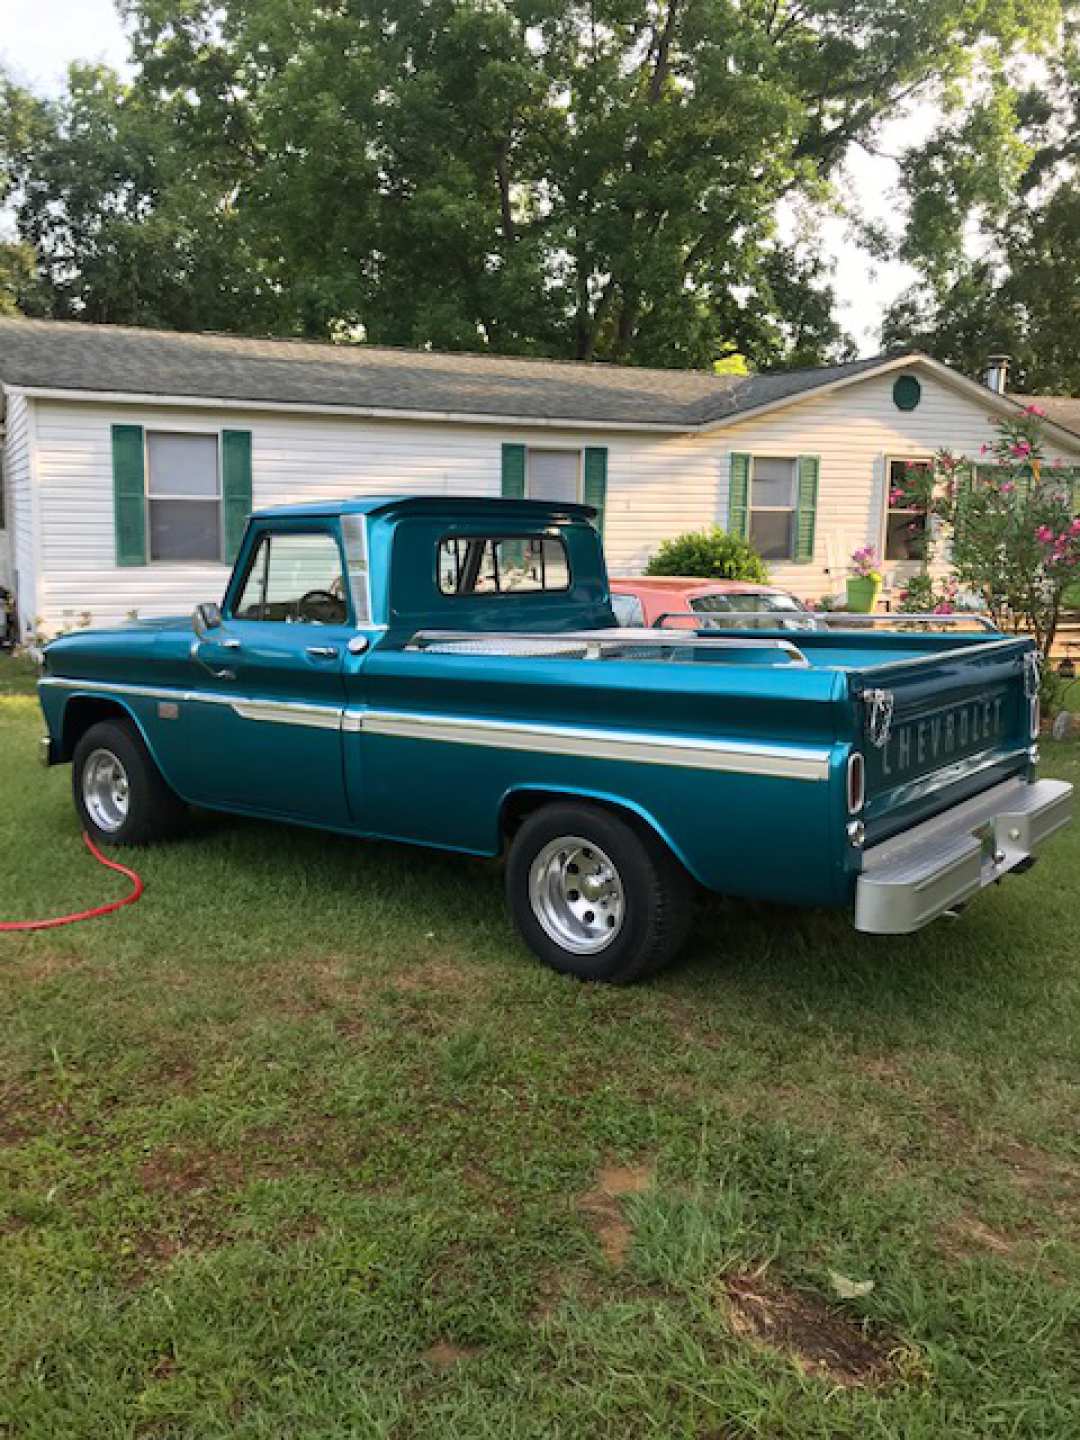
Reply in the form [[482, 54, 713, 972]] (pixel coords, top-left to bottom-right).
[[608, 576, 815, 630]]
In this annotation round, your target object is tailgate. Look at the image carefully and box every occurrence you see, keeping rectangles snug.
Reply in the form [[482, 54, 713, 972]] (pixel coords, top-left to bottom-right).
[[849, 636, 1038, 846]]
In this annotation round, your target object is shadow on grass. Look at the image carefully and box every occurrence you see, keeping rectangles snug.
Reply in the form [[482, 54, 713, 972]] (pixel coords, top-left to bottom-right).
[[165, 798, 1070, 1058]]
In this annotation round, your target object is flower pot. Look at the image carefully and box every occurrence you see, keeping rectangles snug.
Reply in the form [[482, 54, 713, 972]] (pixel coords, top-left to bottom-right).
[[846, 576, 882, 614]]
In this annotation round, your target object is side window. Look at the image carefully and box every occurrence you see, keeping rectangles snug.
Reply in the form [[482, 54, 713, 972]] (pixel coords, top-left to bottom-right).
[[438, 534, 571, 596], [146, 432, 221, 561], [885, 458, 931, 560], [527, 450, 581, 503], [611, 592, 645, 626], [235, 531, 349, 624], [749, 456, 797, 560]]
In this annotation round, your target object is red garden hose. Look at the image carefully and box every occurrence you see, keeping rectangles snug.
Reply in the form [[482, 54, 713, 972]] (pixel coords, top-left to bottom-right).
[[0, 833, 144, 932]]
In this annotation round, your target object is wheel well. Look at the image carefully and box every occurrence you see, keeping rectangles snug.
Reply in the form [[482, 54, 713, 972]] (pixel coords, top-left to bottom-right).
[[501, 788, 666, 851], [60, 697, 133, 762]]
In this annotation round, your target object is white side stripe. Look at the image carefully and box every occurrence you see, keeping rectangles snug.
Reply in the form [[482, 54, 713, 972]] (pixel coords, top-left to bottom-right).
[[39, 678, 832, 780], [351, 708, 830, 781]]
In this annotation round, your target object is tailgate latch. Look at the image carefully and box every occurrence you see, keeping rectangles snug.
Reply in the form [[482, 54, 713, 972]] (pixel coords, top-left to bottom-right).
[[863, 687, 895, 750]]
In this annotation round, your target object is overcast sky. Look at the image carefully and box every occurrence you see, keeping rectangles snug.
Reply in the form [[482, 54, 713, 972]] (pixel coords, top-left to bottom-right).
[[2, 0, 928, 358]]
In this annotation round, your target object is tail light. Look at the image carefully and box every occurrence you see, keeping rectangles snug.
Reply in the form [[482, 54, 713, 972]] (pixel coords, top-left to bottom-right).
[[846, 751, 866, 814]]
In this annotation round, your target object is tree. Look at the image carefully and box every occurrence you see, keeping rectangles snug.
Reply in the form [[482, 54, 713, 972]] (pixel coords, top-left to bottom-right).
[[2, 2, 1067, 368], [884, 14, 1080, 393]]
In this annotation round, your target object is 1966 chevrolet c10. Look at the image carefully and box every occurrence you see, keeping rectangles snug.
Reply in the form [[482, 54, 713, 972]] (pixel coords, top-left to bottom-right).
[[38, 495, 1072, 983]]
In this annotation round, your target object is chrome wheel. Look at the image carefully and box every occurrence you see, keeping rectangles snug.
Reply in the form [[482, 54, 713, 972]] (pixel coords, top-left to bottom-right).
[[82, 748, 130, 833], [528, 836, 625, 955]]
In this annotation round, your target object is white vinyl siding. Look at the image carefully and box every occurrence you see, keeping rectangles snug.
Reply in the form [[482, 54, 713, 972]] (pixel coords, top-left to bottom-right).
[[20, 362, 1080, 633], [28, 399, 719, 633], [717, 370, 1080, 601], [3, 392, 37, 636]]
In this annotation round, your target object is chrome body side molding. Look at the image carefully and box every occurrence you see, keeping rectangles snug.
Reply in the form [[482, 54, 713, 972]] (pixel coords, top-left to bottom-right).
[[40, 678, 832, 780], [351, 708, 832, 781], [39, 676, 345, 732]]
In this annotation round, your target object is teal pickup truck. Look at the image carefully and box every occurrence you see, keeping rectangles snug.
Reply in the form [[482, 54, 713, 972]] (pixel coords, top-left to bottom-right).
[[38, 496, 1072, 983]]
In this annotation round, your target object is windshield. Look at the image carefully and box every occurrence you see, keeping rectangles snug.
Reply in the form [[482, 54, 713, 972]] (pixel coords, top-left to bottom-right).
[[690, 592, 804, 614]]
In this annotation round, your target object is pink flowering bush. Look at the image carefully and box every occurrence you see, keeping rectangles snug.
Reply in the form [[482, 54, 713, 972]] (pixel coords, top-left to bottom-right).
[[887, 409, 1080, 664], [944, 412, 1080, 659]]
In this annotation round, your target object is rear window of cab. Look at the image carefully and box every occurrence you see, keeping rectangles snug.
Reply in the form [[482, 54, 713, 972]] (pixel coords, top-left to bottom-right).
[[438, 534, 570, 597]]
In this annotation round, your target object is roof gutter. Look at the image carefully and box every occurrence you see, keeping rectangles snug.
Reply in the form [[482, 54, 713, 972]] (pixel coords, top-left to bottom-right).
[[2, 383, 694, 435]]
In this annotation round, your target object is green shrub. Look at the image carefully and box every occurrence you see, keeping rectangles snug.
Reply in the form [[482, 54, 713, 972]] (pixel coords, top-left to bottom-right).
[[645, 528, 768, 582]]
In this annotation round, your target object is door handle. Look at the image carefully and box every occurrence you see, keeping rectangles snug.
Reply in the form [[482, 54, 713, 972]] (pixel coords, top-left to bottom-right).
[[221, 638, 241, 651], [306, 645, 338, 659]]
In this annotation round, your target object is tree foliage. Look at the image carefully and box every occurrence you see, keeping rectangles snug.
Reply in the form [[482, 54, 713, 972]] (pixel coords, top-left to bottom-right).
[[0, 1, 1067, 369], [884, 13, 1080, 393]]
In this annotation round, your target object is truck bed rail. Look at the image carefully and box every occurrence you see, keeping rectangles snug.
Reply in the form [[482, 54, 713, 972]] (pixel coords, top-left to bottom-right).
[[407, 628, 810, 665], [653, 611, 999, 633]]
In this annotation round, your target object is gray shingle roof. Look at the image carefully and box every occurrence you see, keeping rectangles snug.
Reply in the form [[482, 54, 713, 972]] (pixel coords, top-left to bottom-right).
[[1012, 394, 1080, 440], [0, 316, 900, 428]]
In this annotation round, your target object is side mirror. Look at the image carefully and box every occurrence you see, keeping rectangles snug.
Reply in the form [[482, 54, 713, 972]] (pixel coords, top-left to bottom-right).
[[192, 601, 223, 640]]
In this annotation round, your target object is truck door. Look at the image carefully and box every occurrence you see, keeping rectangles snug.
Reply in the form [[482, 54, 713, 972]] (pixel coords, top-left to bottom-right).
[[170, 522, 352, 823]]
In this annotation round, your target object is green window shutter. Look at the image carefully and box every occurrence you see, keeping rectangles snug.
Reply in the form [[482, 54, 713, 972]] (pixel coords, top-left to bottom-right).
[[727, 452, 751, 539], [794, 454, 820, 563], [112, 424, 146, 566], [1071, 470, 1080, 516], [221, 430, 253, 563], [582, 446, 608, 533], [501, 443, 526, 499]]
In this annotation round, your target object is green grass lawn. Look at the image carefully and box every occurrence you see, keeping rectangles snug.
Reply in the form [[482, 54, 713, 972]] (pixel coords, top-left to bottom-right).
[[2, 657, 1080, 1438]]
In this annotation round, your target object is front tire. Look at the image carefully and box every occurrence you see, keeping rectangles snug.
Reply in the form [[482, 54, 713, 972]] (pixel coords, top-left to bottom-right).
[[72, 718, 187, 847], [505, 802, 695, 983]]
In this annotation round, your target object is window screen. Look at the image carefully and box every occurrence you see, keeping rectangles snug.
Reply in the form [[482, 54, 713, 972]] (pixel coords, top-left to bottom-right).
[[749, 457, 796, 560], [527, 450, 580, 504], [438, 535, 571, 596], [146, 432, 221, 562]]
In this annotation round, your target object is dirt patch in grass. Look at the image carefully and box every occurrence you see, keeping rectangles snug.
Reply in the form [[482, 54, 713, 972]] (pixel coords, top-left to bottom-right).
[[579, 1161, 655, 1268], [421, 1340, 480, 1370], [722, 1270, 895, 1389], [139, 1145, 248, 1196], [942, 1214, 1020, 1260], [390, 957, 487, 998], [0, 949, 91, 987], [996, 1141, 1080, 1195]]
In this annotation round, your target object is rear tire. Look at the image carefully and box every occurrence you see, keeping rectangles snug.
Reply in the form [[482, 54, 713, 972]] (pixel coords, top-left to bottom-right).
[[72, 718, 187, 847], [505, 802, 695, 983]]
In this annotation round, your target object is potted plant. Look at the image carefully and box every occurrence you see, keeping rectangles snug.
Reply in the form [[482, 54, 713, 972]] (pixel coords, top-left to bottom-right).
[[846, 546, 882, 613]]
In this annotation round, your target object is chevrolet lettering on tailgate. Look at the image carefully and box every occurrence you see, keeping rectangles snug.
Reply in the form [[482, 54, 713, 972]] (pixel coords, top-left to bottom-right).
[[881, 692, 1008, 779]]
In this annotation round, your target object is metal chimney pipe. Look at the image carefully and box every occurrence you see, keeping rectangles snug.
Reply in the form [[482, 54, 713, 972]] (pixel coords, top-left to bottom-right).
[[983, 354, 1010, 394]]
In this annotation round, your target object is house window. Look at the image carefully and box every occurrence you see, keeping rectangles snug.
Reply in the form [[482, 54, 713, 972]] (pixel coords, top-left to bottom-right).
[[885, 458, 930, 561], [749, 457, 797, 560], [146, 432, 221, 562], [527, 449, 580, 503]]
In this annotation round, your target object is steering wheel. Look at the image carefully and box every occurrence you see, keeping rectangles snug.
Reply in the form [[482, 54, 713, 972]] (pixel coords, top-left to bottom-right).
[[297, 589, 347, 624]]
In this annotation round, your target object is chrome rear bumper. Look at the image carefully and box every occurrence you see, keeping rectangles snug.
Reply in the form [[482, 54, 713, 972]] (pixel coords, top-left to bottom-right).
[[854, 776, 1072, 934]]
